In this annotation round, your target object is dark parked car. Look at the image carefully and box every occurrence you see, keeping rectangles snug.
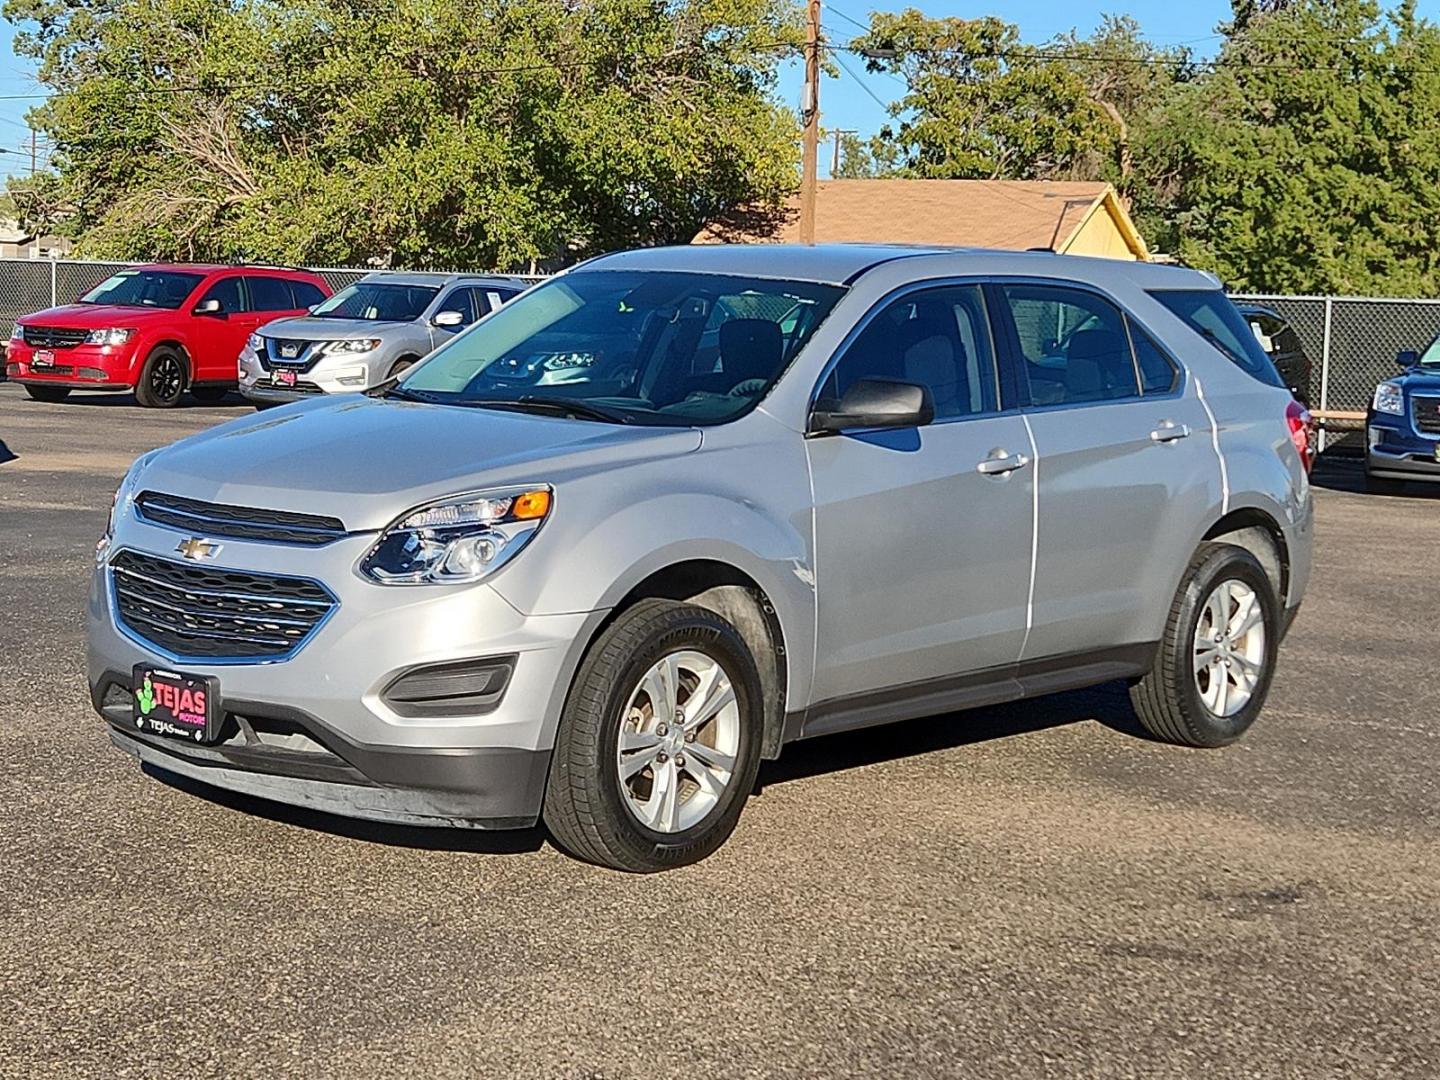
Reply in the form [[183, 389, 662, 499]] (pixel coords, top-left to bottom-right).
[[1236, 304, 1312, 404], [1365, 339, 1440, 491]]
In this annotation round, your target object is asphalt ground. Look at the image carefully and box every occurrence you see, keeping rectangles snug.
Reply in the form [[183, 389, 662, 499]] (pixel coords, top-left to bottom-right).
[[1, 382, 1437, 1079]]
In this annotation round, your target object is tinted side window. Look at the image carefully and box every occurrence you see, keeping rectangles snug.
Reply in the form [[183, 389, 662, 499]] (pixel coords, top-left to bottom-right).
[[290, 280, 327, 308], [1130, 318, 1179, 395], [246, 275, 295, 312], [200, 276, 245, 314], [436, 289, 478, 325], [1002, 285, 1138, 405], [1150, 290, 1286, 389], [820, 285, 998, 421]]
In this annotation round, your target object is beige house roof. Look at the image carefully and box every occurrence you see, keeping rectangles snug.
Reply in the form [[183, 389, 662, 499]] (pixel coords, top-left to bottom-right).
[[694, 179, 1149, 260]]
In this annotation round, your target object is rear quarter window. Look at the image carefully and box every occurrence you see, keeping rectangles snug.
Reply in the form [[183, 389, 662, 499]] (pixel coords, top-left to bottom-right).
[[1149, 289, 1286, 389]]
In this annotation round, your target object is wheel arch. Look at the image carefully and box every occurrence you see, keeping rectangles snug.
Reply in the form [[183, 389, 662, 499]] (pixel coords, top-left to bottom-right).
[[1202, 506, 1290, 607], [585, 559, 792, 760]]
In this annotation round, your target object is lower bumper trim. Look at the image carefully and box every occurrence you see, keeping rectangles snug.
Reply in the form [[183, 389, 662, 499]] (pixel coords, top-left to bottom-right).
[[94, 669, 551, 827], [111, 729, 540, 829]]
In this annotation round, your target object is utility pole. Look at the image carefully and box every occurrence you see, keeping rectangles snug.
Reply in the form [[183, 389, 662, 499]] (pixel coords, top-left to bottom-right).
[[799, 0, 821, 245], [28, 126, 36, 177], [831, 128, 857, 176]]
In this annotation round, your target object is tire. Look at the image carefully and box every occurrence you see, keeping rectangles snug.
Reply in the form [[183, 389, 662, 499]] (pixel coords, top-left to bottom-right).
[[134, 347, 187, 408], [24, 385, 71, 403], [387, 357, 418, 380], [190, 385, 229, 404], [1130, 542, 1280, 748], [543, 598, 765, 872]]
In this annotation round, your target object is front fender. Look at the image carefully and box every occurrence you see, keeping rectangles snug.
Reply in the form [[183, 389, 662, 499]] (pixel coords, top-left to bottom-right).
[[487, 425, 818, 709]]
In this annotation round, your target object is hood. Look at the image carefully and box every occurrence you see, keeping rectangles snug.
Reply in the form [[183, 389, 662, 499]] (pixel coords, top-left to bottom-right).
[[1398, 365, 1440, 387], [257, 315, 417, 341], [138, 395, 702, 531], [18, 303, 186, 328]]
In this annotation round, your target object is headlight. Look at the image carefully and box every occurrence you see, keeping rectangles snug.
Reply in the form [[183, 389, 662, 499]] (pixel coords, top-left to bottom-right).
[[358, 486, 552, 585], [247, 333, 264, 351], [100, 450, 159, 556], [9, 324, 21, 340], [84, 328, 136, 346], [323, 338, 381, 355], [1373, 382, 1404, 415]]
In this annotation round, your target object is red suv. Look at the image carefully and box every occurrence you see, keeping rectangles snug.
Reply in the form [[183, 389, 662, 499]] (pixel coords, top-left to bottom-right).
[[5, 264, 331, 407]]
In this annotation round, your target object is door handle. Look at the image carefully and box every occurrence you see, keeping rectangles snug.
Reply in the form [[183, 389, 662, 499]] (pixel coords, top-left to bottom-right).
[[1150, 420, 1191, 443], [976, 449, 1031, 476]]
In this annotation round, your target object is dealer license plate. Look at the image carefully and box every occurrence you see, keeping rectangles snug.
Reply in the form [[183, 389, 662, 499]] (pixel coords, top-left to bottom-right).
[[32, 349, 54, 368], [273, 369, 297, 387], [131, 664, 220, 744]]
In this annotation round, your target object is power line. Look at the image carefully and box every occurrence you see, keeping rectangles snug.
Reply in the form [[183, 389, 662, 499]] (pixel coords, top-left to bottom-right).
[[830, 48, 892, 112]]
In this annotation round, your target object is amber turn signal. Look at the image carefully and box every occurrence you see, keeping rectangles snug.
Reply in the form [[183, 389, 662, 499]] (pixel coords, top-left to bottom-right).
[[512, 490, 551, 520]]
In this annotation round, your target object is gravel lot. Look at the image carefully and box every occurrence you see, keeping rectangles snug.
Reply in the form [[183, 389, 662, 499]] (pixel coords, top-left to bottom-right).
[[1, 382, 1437, 1079]]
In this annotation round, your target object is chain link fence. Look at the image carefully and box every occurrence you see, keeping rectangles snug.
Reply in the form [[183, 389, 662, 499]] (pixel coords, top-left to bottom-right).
[[1231, 293, 1440, 452], [1, 259, 1436, 444], [0, 259, 510, 336]]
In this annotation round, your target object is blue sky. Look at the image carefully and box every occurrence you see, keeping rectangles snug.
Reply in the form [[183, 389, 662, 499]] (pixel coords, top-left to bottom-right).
[[0, 0, 1431, 180]]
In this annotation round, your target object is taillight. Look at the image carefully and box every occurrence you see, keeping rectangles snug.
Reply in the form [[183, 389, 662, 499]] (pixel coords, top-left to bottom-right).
[[1286, 398, 1313, 473]]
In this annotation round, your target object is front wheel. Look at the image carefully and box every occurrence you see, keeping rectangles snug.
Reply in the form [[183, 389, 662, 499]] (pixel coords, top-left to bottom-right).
[[134, 347, 187, 408], [543, 598, 765, 872], [1130, 543, 1280, 748], [23, 385, 71, 403]]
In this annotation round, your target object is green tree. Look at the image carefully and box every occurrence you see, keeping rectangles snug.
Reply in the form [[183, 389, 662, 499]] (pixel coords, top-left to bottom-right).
[[854, 9, 1116, 180], [4, 0, 803, 269], [1153, 0, 1440, 293]]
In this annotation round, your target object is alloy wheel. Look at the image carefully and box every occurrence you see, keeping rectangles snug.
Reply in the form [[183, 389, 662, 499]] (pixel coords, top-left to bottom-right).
[[150, 354, 183, 402], [1192, 579, 1267, 718], [615, 649, 740, 834]]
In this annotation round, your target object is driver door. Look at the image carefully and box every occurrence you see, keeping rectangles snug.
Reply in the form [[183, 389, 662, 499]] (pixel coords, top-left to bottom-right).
[[806, 284, 1034, 711]]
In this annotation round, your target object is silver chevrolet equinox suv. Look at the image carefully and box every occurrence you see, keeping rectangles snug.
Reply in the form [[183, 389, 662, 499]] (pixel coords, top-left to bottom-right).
[[89, 245, 1314, 872], [238, 271, 527, 406]]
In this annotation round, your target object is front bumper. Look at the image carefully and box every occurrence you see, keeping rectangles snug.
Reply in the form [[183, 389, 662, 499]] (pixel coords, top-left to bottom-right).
[[1366, 416, 1440, 480], [6, 340, 139, 387], [88, 518, 607, 827], [238, 341, 383, 401]]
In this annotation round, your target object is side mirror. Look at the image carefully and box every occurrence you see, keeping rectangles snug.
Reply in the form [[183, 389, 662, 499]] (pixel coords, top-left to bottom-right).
[[432, 310, 465, 328], [1397, 349, 1420, 368], [306, 304, 319, 313], [194, 298, 223, 316], [809, 378, 934, 435]]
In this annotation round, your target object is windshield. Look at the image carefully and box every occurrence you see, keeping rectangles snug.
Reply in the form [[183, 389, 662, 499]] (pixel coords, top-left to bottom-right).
[[396, 270, 846, 426], [1149, 289, 1286, 389], [1417, 335, 1440, 365], [312, 282, 440, 322], [81, 270, 204, 310]]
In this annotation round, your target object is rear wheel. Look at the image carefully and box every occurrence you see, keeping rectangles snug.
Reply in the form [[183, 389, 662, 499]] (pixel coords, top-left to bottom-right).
[[134, 347, 187, 408], [190, 385, 229, 404], [1130, 543, 1279, 748], [23, 385, 71, 403], [543, 598, 765, 872]]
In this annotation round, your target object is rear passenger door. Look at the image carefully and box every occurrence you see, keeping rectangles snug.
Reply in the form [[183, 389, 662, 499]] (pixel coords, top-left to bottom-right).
[[807, 284, 1035, 708], [992, 281, 1221, 662]]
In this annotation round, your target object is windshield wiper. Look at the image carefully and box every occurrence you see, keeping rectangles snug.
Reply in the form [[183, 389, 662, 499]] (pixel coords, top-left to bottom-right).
[[380, 384, 440, 403], [462, 396, 632, 424]]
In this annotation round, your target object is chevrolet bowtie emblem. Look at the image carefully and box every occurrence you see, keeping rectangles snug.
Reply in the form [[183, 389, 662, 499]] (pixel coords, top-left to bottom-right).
[[175, 537, 221, 561]]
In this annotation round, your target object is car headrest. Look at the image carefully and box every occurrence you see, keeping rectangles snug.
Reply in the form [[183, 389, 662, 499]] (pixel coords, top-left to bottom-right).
[[719, 319, 784, 384]]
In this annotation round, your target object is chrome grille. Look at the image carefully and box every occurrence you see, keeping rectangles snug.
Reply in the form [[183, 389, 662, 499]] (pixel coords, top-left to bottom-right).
[[1412, 395, 1440, 435], [262, 338, 321, 373], [23, 325, 88, 349], [135, 491, 348, 546], [109, 549, 336, 661]]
